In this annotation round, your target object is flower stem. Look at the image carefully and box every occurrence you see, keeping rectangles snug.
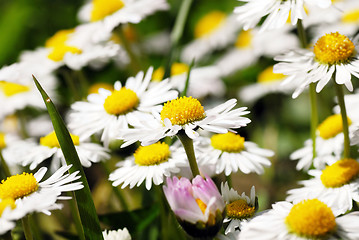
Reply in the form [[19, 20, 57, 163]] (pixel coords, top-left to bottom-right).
[[334, 82, 350, 158], [309, 83, 318, 159], [0, 150, 11, 177], [177, 131, 200, 177], [226, 174, 232, 189], [21, 215, 33, 240], [296, 19, 307, 48]]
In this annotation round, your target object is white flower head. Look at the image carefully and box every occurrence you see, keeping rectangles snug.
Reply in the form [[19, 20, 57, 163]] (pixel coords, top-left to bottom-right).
[[274, 32, 359, 98], [109, 142, 187, 190], [102, 228, 131, 240], [68, 67, 178, 147], [119, 97, 251, 148]]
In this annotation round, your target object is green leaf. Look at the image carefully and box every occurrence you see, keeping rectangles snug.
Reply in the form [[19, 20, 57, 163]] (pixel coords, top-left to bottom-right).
[[33, 75, 104, 240]]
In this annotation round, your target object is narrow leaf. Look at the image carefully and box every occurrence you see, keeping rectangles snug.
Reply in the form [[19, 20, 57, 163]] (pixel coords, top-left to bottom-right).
[[33, 75, 104, 240]]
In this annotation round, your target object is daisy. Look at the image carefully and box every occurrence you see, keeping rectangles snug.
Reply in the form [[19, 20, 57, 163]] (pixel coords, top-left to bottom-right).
[[290, 114, 356, 171], [109, 142, 187, 190], [286, 158, 359, 215], [221, 182, 257, 234], [181, 12, 243, 63], [68, 67, 178, 146], [196, 133, 273, 176], [119, 96, 251, 148], [234, 0, 331, 32], [274, 32, 359, 98], [216, 28, 298, 77], [78, 0, 169, 37], [239, 199, 359, 240], [0, 164, 83, 216], [7, 130, 110, 171], [163, 175, 225, 238], [102, 228, 131, 240]]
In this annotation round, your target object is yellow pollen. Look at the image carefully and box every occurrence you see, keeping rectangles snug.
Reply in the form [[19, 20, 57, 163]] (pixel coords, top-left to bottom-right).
[[257, 66, 286, 84], [48, 45, 82, 62], [152, 67, 165, 82], [0, 81, 30, 97], [45, 29, 75, 48], [341, 9, 359, 23], [0, 173, 39, 200], [134, 142, 170, 166], [171, 62, 189, 76], [313, 32, 355, 65], [91, 0, 125, 22], [317, 114, 352, 139], [321, 158, 359, 188], [88, 82, 114, 94], [103, 87, 139, 115], [196, 198, 207, 214], [286, 199, 336, 238], [40, 131, 80, 148], [211, 132, 245, 153], [226, 199, 255, 220], [0, 198, 15, 217], [160, 96, 206, 126], [194, 11, 226, 38], [0, 132, 5, 149], [235, 30, 252, 49]]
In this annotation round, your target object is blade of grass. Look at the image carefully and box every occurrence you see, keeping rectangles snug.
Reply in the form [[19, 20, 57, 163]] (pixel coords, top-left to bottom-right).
[[33, 75, 104, 240]]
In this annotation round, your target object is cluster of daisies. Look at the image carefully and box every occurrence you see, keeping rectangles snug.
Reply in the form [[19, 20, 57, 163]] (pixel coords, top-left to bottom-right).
[[2, 0, 359, 239]]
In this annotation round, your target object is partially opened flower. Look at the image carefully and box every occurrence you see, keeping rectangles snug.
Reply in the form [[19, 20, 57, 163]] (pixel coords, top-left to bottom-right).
[[163, 175, 225, 238], [274, 32, 359, 98], [197, 132, 273, 176], [239, 199, 359, 239], [69, 67, 178, 146], [102, 227, 131, 240], [287, 158, 359, 215], [109, 142, 187, 190], [120, 97, 250, 147]]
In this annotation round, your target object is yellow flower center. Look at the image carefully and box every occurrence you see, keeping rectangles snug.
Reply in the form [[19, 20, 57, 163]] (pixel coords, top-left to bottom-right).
[[226, 199, 256, 220], [0, 133, 5, 149], [152, 67, 165, 82], [160, 96, 206, 126], [341, 9, 359, 23], [211, 132, 245, 153], [171, 62, 189, 76], [313, 32, 355, 65], [88, 82, 114, 94], [257, 66, 286, 84], [317, 114, 352, 139], [0, 173, 39, 199], [321, 158, 359, 188], [91, 0, 125, 22], [286, 199, 336, 238], [45, 29, 74, 48], [134, 142, 170, 166], [196, 198, 207, 214], [194, 11, 226, 38], [235, 30, 252, 49], [48, 45, 82, 62], [0, 198, 16, 217], [0, 81, 30, 97], [40, 131, 80, 148], [103, 87, 139, 115]]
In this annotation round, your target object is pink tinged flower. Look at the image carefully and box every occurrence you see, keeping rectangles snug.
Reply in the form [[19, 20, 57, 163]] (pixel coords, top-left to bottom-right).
[[163, 176, 225, 238]]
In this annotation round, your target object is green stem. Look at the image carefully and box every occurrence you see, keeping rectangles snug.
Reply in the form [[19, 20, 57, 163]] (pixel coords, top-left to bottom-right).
[[0, 150, 11, 177], [154, 185, 168, 240], [16, 110, 29, 139], [62, 69, 80, 102], [69, 192, 86, 240], [21, 215, 33, 240], [296, 19, 307, 48], [309, 83, 318, 160], [176, 131, 200, 177], [334, 82, 350, 158], [75, 70, 89, 100], [225, 175, 232, 189]]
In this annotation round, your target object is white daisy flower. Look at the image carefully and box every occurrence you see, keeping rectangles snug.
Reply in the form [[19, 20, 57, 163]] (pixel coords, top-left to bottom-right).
[[7, 130, 110, 171], [287, 158, 359, 216], [78, 0, 169, 37], [102, 228, 131, 240], [109, 142, 187, 190], [239, 199, 359, 240], [196, 132, 273, 176], [274, 32, 359, 98], [68, 67, 178, 147], [221, 182, 257, 234], [290, 114, 356, 171], [181, 12, 243, 63], [0, 198, 17, 234], [119, 97, 251, 148], [0, 165, 83, 216], [216, 230, 240, 240], [216, 28, 299, 77], [238, 66, 295, 103], [234, 0, 331, 32]]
